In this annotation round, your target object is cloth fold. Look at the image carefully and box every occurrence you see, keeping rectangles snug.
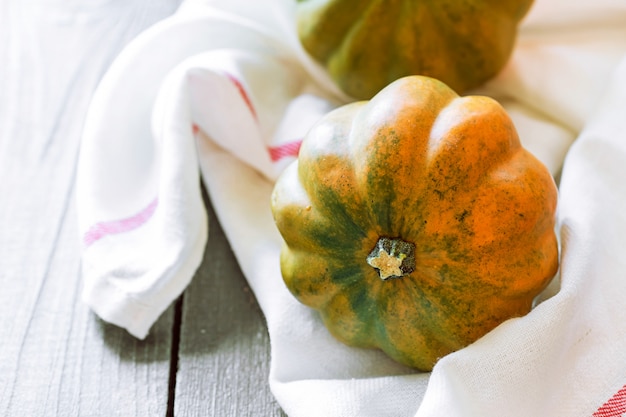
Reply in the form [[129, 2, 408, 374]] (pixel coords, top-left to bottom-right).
[[77, 0, 342, 338], [77, 0, 626, 415]]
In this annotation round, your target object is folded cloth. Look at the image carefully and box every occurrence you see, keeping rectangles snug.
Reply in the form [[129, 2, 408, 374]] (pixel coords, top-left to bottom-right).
[[76, 0, 345, 338], [76, 0, 626, 415]]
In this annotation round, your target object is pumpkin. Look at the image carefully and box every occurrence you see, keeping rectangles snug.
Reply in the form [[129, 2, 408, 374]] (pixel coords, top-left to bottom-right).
[[270, 76, 558, 371], [296, 0, 533, 99]]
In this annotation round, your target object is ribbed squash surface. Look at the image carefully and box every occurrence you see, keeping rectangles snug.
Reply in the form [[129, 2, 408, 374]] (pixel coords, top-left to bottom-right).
[[297, 0, 533, 99], [271, 76, 558, 371]]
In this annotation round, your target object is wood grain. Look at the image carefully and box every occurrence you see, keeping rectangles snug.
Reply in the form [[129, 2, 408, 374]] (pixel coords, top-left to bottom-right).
[[0, 1, 285, 415], [174, 189, 287, 417], [0, 1, 179, 416]]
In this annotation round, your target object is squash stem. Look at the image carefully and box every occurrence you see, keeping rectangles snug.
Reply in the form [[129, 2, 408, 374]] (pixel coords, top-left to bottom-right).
[[366, 237, 416, 280]]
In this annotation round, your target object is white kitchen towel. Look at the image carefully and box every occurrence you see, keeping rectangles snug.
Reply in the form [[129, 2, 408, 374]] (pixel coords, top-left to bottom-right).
[[76, 0, 346, 338], [76, 0, 626, 415]]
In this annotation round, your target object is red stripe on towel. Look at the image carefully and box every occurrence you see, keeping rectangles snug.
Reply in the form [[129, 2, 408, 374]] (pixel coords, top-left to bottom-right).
[[268, 139, 302, 162], [83, 198, 158, 247], [224, 73, 257, 121], [593, 384, 626, 417]]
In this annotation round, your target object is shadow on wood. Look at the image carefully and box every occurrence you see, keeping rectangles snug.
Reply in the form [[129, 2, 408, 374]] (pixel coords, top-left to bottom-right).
[[95, 306, 175, 364], [172, 185, 286, 416]]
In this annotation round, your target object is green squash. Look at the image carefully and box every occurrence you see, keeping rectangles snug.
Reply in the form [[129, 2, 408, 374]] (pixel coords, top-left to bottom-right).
[[271, 76, 558, 371], [296, 0, 533, 99]]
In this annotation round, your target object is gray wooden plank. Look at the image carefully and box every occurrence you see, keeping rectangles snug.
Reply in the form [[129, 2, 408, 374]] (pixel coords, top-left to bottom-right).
[[175, 189, 286, 417], [0, 1, 182, 416], [0, 196, 175, 417]]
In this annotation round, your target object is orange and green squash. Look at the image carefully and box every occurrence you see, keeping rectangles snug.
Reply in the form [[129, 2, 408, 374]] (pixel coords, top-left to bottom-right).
[[271, 76, 559, 371], [296, 0, 533, 99]]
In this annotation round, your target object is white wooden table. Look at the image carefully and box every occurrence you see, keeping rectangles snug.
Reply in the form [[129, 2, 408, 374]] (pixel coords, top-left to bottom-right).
[[0, 0, 285, 415]]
